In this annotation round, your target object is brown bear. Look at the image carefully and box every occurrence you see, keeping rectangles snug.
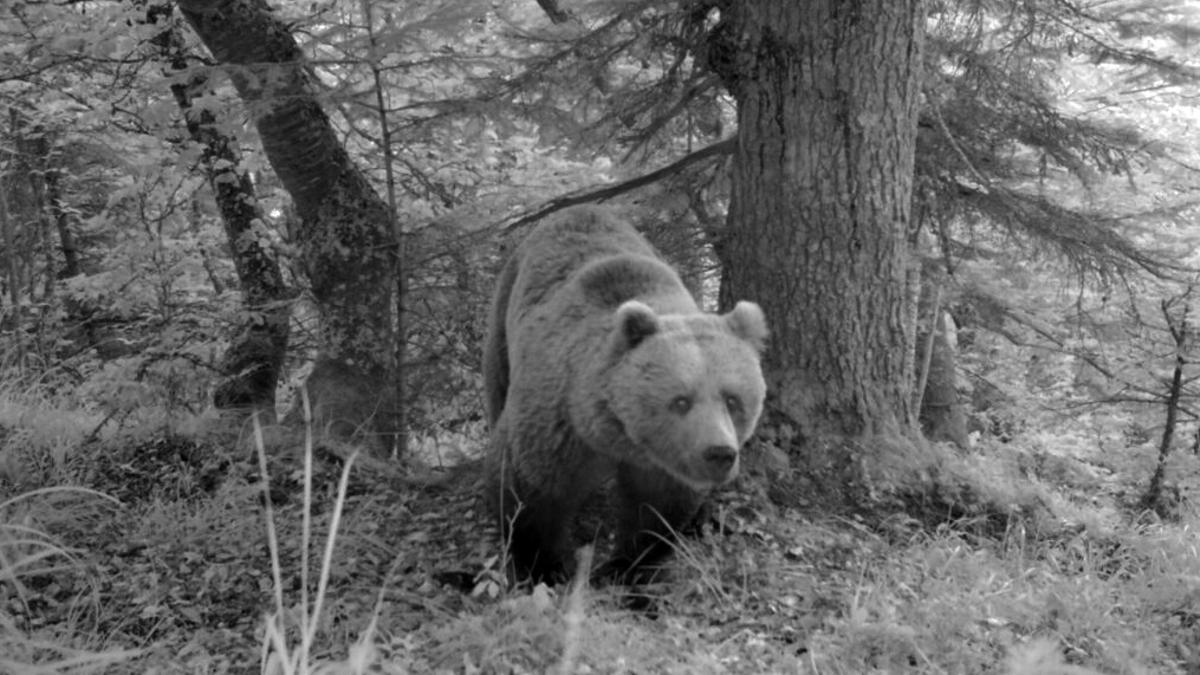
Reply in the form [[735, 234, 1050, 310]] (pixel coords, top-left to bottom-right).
[[482, 206, 767, 584]]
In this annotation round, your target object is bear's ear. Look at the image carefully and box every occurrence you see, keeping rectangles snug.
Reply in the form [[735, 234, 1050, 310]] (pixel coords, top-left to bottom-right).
[[725, 301, 768, 353], [614, 300, 660, 351]]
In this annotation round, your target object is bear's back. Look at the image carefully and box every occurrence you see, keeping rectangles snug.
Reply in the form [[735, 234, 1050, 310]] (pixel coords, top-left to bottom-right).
[[513, 208, 693, 315]]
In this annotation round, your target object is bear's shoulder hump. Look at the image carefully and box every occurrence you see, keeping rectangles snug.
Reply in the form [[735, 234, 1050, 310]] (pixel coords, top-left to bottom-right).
[[575, 255, 687, 309]]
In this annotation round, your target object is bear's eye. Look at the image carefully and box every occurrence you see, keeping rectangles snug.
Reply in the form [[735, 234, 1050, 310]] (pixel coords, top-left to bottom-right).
[[669, 396, 692, 415], [724, 394, 743, 414]]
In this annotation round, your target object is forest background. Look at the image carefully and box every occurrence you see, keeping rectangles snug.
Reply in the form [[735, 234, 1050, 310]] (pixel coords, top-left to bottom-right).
[[2, 0, 1200, 673]]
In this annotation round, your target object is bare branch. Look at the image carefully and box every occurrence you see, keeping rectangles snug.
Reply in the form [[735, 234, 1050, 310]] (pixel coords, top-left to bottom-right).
[[499, 137, 735, 231]]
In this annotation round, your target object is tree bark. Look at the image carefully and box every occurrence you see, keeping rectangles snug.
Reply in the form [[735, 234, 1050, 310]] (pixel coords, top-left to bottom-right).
[[177, 0, 398, 440], [916, 299, 968, 448], [0, 184, 17, 323], [19, 123, 58, 299], [151, 6, 291, 417], [44, 168, 80, 280], [712, 0, 923, 443]]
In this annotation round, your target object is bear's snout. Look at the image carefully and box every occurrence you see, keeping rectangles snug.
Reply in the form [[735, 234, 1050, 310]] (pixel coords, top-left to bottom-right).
[[702, 445, 739, 476]]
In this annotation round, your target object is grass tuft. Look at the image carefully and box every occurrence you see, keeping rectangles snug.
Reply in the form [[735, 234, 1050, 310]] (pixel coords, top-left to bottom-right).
[[256, 390, 385, 675], [0, 487, 138, 673]]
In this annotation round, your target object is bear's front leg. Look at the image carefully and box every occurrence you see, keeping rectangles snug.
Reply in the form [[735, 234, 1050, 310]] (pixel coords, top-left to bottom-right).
[[487, 426, 578, 583], [497, 483, 575, 584], [603, 461, 707, 584]]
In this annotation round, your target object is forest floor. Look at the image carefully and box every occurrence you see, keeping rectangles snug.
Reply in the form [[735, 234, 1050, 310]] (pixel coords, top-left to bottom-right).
[[2, 400, 1199, 674]]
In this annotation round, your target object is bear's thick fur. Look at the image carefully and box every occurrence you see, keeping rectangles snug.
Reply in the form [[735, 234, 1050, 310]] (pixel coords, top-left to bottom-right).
[[482, 207, 767, 583]]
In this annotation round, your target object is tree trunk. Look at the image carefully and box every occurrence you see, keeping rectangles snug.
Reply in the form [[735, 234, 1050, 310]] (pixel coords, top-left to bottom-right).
[[44, 168, 80, 280], [916, 299, 968, 448], [1141, 294, 1189, 519], [20, 124, 57, 299], [712, 1, 923, 445], [151, 7, 291, 418], [177, 0, 399, 441], [0, 184, 17, 321]]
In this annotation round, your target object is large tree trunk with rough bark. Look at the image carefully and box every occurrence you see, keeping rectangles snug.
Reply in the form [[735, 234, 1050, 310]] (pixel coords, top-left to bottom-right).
[[150, 7, 291, 417], [709, 1, 924, 467], [177, 0, 398, 442]]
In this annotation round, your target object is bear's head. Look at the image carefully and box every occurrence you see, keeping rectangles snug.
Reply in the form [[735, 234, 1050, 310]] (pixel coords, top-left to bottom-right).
[[605, 300, 768, 489]]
